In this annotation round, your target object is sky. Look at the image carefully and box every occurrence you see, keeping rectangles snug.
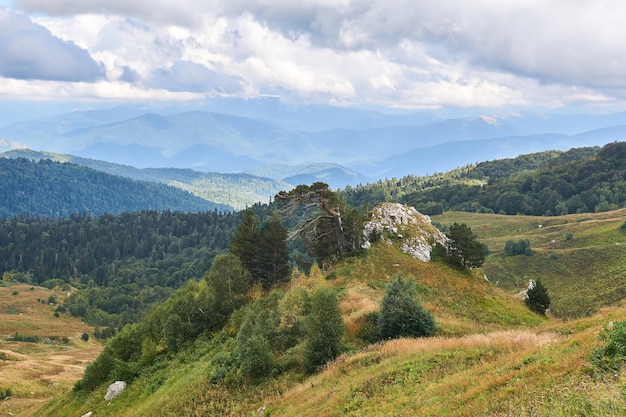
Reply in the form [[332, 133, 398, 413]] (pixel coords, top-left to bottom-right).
[[1, 0, 626, 113]]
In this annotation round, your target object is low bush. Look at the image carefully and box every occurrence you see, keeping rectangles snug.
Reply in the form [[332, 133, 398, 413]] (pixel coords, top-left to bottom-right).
[[505, 239, 533, 256], [590, 320, 626, 373], [0, 387, 12, 400]]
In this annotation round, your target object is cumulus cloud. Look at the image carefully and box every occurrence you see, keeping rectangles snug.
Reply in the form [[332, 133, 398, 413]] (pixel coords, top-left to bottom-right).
[[147, 61, 244, 93], [0, 10, 104, 82], [5, 1, 626, 109]]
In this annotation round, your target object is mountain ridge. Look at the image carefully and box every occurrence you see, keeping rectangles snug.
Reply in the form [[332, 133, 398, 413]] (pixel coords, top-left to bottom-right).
[[3, 99, 626, 185]]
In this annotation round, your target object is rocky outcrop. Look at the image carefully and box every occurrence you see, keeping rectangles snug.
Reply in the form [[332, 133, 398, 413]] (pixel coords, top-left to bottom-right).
[[104, 381, 127, 401], [362, 203, 447, 262]]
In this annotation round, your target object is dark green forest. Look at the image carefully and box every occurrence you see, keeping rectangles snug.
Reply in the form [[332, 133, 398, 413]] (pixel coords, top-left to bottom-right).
[[3, 142, 626, 340], [0, 208, 261, 336], [343, 144, 611, 215], [0, 157, 228, 217]]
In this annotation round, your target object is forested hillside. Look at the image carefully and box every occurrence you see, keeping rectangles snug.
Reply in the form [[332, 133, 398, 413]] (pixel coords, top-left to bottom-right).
[[0, 208, 261, 337], [0, 157, 228, 217], [1, 149, 294, 211], [343, 144, 607, 215]]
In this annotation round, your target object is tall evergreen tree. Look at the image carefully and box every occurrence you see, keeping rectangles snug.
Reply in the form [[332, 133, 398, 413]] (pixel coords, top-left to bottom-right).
[[446, 223, 485, 269], [257, 214, 290, 289], [228, 208, 260, 277]]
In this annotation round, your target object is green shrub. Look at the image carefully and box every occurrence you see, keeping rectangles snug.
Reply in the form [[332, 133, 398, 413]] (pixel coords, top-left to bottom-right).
[[524, 279, 551, 315], [8, 332, 39, 343], [76, 346, 115, 391], [357, 311, 382, 344], [0, 387, 12, 400], [238, 333, 273, 378], [504, 239, 533, 256], [303, 287, 344, 374], [590, 320, 626, 373], [378, 274, 436, 339]]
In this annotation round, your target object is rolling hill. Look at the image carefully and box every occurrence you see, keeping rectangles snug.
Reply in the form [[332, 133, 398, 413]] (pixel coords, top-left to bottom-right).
[[21, 205, 626, 417], [2, 142, 626, 416], [0, 157, 228, 217], [0, 283, 101, 417], [0, 150, 293, 211]]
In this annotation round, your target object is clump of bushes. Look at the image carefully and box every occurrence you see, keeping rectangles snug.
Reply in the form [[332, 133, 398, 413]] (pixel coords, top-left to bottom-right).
[[590, 320, 626, 374], [8, 332, 39, 343], [505, 239, 533, 256], [378, 274, 436, 339], [0, 387, 12, 400]]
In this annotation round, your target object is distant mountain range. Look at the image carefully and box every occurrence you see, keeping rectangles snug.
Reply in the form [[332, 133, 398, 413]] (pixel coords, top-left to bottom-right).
[[0, 156, 226, 218], [0, 149, 294, 212], [2, 98, 626, 187]]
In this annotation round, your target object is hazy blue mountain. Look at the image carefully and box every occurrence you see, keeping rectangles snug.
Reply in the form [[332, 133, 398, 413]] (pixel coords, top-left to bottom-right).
[[356, 130, 622, 179], [246, 162, 369, 188], [3, 99, 626, 189]]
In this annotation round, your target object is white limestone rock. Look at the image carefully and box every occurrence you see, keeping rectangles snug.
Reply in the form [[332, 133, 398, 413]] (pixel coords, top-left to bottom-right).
[[362, 203, 448, 262], [104, 380, 127, 401]]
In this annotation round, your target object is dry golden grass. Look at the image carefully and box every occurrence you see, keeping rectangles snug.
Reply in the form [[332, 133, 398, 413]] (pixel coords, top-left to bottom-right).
[[375, 330, 559, 357], [0, 284, 102, 417]]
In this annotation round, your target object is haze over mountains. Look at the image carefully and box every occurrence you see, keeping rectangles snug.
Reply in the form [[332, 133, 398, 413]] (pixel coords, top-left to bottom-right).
[[2, 98, 626, 187]]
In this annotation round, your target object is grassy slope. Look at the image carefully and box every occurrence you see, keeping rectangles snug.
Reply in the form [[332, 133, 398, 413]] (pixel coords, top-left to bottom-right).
[[434, 209, 626, 318], [267, 306, 626, 417], [0, 283, 101, 417], [28, 209, 626, 416]]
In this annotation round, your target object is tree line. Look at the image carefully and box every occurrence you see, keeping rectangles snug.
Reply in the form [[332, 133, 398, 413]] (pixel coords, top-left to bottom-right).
[[0, 157, 225, 218], [343, 144, 620, 216], [0, 208, 262, 335]]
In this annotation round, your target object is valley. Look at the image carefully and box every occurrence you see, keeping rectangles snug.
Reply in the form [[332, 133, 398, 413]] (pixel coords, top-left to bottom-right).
[[2, 206, 626, 415], [0, 284, 100, 417], [1, 146, 626, 416]]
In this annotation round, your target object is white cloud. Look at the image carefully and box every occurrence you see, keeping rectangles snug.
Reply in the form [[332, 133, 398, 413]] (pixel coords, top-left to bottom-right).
[[0, 9, 104, 81], [3, 1, 626, 111]]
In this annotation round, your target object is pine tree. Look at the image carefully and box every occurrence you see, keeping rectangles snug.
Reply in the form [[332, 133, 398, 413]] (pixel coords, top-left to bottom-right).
[[228, 208, 259, 278], [446, 223, 485, 269], [525, 279, 551, 315], [378, 274, 435, 339], [257, 215, 290, 289]]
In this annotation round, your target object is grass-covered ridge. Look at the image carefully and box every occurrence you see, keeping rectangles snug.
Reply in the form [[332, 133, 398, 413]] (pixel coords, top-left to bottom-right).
[[31, 234, 546, 417], [434, 209, 626, 318], [17, 207, 626, 416]]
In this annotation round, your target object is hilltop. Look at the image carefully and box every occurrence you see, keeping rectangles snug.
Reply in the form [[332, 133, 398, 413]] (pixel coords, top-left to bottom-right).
[[1, 202, 625, 416]]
